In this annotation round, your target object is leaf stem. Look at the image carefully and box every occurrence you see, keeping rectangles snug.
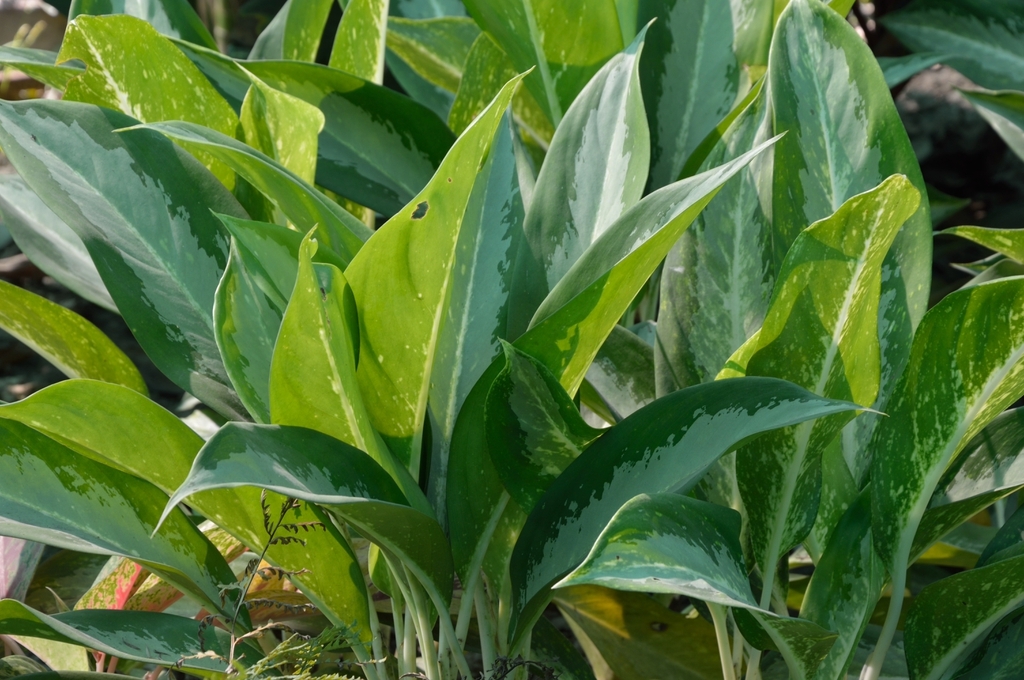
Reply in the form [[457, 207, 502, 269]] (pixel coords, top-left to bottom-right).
[[475, 580, 497, 675], [709, 604, 736, 680], [860, 563, 907, 680]]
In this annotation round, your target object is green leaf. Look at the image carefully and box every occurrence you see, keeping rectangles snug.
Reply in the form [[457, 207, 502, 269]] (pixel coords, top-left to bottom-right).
[[487, 342, 603, 512], [515, 137, 777, 397], [386, 17, 480, 92], [871, 278, 1024, 632], [737, 175, 920, 589], [0, 100, 247, 420], [329, 0, 388, 81], [344, 74, 524, 477], [0, 280, 145, 395], [0, 175, 114, 311], [981, 500, 1024, 567], [0, 600, 236, 672], [138, 120, 369, 265], [950, 606, 1024, 680], [0, 419, 237, 619], [163, 423, 455, 608], [462, 0, 624, 126], [424, 112, 526, 518], [637, 0, 769, 189], [944, 224, 1024, 263], [559, 493, 836, 679], [876, 53, 946, 89], [506, 29, 650, 338], [0, 380, 371, 638], [959, 89, 1024, 168], [883, 0, 1024, 92], [530, 616, 597, 680], [242, 60, 456, 217], [247, 0, 334, 62], [586, 324, 655, 421], [904, 554, 1024, 680], [239, 71, 324, 186], [770, 0, 933, 486], [0, 47, 83, 90], [68, 0, 217, 49], [799, 491, 886, 680], [509, 376, 860, 644], [655, 84, 773, 393]]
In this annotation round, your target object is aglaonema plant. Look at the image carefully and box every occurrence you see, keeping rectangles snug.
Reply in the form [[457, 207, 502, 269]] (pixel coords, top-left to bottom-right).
[[1, 0, 1024, 679]]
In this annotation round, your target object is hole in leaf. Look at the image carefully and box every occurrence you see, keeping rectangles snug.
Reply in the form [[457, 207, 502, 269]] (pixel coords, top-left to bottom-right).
[[412, 201, 429, 219]]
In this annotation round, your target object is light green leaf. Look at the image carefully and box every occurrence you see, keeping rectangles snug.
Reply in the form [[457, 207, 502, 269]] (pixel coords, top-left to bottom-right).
[[871, 278, 1024, 660], [0, 280, 144, 395], [386, 17, 480, 92], [655, 83, 773, 394], [0, 175, 114, 311], [507, 29, 650, 338], [0, 380, 371, 638], [904, 554, 1024, 680], [515, 137, 777, 397], [637, 0, 769, 189], [737, 175, 920, 592], [960, 90, 1024, 165], [771, 0, 932, 487], [0, 419, 237, 619], [58, 15, 239, 187], [461, 0, 624, 126], [559, 493, 836, 679], [163, 423, 454, 609], [0, 600, 238, 672], [487, 343, 603, 512], [248, 0, 334, 62], [585, 324, 655, 421], [0, 47, 83, 90], [509, 376, 860, 644], [876, 53, 946, 88], [68, 0, 217, 49], [138, 120, 369, 266], [344, 74, 524, 477], [330, 0, 388, 82], [240, 71, 324, 186], [0, 100, 247, 420], [883, 0, 1024, 92], [425, 112, 526, 520]]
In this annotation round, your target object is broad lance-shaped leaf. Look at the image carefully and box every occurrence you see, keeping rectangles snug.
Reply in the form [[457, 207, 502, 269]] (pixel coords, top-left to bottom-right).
[[0, 381, 372, 639], [876, 53, 946, 89], [0, 600, 238, 672], [870, 277, 1024, 670], [508, 377, 861, 645], [0, 176, 114, 311], [486, 343, 603, 512], [771, 0, 933, 483], [559, 493, 836, 679], [213, 215, 348, 425], [0, 279, 146, 395], [58, 15, 239, 188], [585, 324, 655, 422], [904, 554, 1024, 680], [883, 0, 1024, 92], [655, 82, 774, 394], [239, 71, 323, 186], [248, 0, 333, 62], [949, 606, 1024, 680], [0, 100, 246, 420], [507, 28, 650, 339], [0, 539, 44, 601], [162, 423, 455, 610], [0, 47, 83, 90], [736, 175, 920, 590], [344, 74, 525, 478], [68, 0, 218, 49], [944, 224, 1024, 263], [386, 17, 481, 93], [516, 136, 778, 398], [424, 112, 526, 519], [638, 0, 772, 189], [0, 418, 238, 620], [799, 491, 886, 680], [330, 0, 388, 81], [269, 233, 427, 511], [960, 90, 1024, 165], [138, 120, 369, 265]]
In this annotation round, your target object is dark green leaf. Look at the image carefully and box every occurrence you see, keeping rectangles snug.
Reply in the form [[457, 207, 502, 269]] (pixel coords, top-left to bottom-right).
[[386, 17, 480, 93], [876, 53, 946, 89]]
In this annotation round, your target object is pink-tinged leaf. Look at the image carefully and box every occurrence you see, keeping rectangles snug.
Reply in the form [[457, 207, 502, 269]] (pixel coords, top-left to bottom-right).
[[0, 538, 45, 601], [74, 559, 147, 611]]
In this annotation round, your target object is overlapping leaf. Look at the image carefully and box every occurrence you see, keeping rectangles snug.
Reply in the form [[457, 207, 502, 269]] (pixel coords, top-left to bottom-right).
[[69, 0, 217, 49]]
